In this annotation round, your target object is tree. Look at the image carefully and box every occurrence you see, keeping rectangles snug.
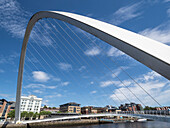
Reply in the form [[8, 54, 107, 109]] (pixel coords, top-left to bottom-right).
[[21, 111, 28, 118], [8, 110, 15, 119], [33, 112, 38, 119], [52, 107, 56, 109], [28, 112, 34, 118], [43, 105, 47, 108], [40, 111, 51, 115], [57, 111, 62, 113], [144, 106, 155, 110]]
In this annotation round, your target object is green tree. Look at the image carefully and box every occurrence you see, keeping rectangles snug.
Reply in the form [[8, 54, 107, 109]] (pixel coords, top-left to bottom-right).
[[33, 112, 38, 119], [21, 111, 28, 118], [43, 105, 47, 108], [28, 112, 34, 118], [52, 107, 56, 109], [26, 112, 29, 118], [144, 106, 155, 110], [8, 110, 15, 119], [57, 111, 62, 113], [40, 111, 51, 115]]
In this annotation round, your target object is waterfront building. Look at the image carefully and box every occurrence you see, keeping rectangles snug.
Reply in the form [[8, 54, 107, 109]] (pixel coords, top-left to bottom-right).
[[81, 106, 112, 114], [105, 105, 117, 112], [81, 106, 93, 114], [119, 102, 143, 111], [91, 108, 98, 114], [59, 102, 81, 113], [136, 104, 143, 111], [155, 106, 170, 110], [40, 107, 59, 114], [92, 107, 108, 113], [0, 99, 15, 120], [20, 95, 42, 113]]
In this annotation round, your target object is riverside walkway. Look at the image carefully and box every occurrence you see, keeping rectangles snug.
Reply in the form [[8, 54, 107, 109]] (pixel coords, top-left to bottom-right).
[[22, 111, 170, 124]]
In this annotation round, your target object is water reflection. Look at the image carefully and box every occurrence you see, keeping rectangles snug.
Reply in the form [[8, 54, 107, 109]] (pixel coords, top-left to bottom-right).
[[61, 121, 170, 128]]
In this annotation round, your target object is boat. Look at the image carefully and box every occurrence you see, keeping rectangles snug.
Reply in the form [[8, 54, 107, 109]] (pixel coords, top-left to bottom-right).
[[99, 119, 114, 123], [126, 120, 134, 123], [137, 118, 147, 122]]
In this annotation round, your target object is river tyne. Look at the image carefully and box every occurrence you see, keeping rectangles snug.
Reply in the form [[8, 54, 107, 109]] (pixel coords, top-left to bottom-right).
[[61, 121, 170, 128]]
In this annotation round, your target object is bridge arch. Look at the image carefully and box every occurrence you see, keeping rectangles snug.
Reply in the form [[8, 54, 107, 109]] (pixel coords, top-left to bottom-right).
[[15, 11, 170, 123]]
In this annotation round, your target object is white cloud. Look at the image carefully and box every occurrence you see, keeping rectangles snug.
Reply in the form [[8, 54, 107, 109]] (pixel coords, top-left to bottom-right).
[[135, 71, 162, 82], [42, 100, 49, 105], [33, 90, 43, 94], [25, 84, 57, 89], [61, 82, 70, 86], [164, 0, 170, 2], [91, 90, 97, 94], [112, 66, 129, 78], [0, 0, 31, 38], [0, 57, 6, 64], [139, 21, 170, 44], [52, 77, 61, 82], [58, 63, 72, 71], [110, 80, 169, 106], [167, 8, 170, 17], [46, 94, 62, 98], [109, 71, 169, 106], [107, 47, 125, 57], [0, 0, 54, 46], [100, 81, 113, 87], [90, 81, 94, 85], [142, 71, 161, 81], [0, 93, 10, 98], [56, 94, 62, 97], [0, 52, 19, 64], [78, 66, 86, 72], [84, 47, 101, 56], [110, 2, 142, 25], [99, 80, 122, 88], [0, 69, 4, 73], [32, 71, 50, 82]]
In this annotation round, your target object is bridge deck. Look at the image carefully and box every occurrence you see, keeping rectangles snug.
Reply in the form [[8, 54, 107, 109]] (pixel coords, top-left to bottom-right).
[[22, 113, 170, 124]]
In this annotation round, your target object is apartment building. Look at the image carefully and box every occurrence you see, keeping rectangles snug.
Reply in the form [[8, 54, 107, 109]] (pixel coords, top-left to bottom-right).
[[105, 105, 117, 112], [20, 95, 42, 113], [40, 107, 60, 113], [0, 99, 15, 120], [81, 106, 93, 114], [59, 102, 81, 113], [119, 102, 143, 111], [81, 106, 109, 114]]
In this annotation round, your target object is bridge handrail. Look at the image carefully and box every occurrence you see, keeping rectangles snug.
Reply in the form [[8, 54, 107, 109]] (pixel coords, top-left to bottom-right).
[[117, 110, 170, 116]]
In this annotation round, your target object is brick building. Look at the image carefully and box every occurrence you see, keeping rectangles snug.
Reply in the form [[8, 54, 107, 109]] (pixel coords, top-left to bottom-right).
[[119, 102, 143, 111], [0, 99, 15, 120], [81, 106, 108, 114], [81, 106, 93, 114], [59, 102, 81, 113], [40, 107, 60, 113]]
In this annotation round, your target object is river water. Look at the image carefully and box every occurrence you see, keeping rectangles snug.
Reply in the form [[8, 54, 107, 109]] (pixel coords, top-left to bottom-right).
[[62, 121, 170, 128]]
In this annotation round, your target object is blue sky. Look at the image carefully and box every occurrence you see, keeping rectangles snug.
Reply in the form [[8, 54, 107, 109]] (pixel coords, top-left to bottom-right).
[[0, 0, 170, 108]]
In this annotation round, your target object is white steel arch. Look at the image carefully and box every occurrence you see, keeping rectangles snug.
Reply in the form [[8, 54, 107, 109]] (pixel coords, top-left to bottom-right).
[[15, 11, 170, 123]]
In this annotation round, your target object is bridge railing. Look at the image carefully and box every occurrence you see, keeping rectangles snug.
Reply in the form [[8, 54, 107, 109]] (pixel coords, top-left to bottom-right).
[[117, 110, 170, 116]]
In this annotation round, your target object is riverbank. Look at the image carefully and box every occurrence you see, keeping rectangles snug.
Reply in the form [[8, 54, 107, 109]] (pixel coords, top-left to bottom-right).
[[0, 118, 149, 128], [0, 120, 100, 128]]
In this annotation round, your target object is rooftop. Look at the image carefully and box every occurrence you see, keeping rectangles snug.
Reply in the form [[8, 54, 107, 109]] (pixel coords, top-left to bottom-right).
[[60, 102, 80, 106]]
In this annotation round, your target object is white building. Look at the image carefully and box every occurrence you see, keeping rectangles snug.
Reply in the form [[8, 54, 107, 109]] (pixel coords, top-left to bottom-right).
[[20, 95, 42, 113]]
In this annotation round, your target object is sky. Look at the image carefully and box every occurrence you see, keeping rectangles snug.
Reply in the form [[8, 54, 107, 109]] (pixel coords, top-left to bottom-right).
[[0, 0, 170, 108]]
